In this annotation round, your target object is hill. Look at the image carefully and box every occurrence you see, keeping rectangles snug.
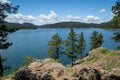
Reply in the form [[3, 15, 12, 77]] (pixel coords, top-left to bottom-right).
[[4, 47, 120, 80], [5, 22, 38, 30], [39, 22, 114, 29]]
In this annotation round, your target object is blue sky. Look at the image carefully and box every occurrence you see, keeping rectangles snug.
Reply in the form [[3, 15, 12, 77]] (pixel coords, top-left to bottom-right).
[[2, 0, 117, 25]]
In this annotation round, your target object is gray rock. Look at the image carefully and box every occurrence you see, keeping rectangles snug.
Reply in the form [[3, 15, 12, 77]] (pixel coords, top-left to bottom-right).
[[104, 75, 120, 80], [77, 68, 101, 80], [13, 69, 55, 80]]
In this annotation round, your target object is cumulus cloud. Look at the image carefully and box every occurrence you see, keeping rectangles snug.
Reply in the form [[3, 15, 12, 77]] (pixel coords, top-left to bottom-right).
[[5, 13, 36, 24], [39, 11, 57, 20], [83, 15, 101, 23], [5, 10, 102, 25], [62, 15, 82, 22], [5, 10, 58, 25], [99, 9, 106, 13], [0, 0, 10, 4]]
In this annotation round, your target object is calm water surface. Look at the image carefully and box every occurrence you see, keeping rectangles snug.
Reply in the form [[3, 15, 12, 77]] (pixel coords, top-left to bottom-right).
[[0, 28, 120, 73]]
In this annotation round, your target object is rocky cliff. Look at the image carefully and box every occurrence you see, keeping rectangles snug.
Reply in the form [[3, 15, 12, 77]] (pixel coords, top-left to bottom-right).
[[5, 47, 120, 80]]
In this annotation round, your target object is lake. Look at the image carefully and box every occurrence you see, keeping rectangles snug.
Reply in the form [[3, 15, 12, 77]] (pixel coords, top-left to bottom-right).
[[0, 28, 120, 73]]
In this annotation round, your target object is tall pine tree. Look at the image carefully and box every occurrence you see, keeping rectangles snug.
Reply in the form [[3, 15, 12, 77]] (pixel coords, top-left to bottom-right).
[[48, 33, 62, 59], [90, 31, 103, 50], [65, 28, 77, 66], [0, 1, 18, 77], [111, 0, 120, 27], [77, 32, 86, 57]]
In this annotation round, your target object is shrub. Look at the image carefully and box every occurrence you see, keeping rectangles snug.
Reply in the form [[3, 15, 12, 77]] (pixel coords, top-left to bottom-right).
[[100, 48, 108, 54]]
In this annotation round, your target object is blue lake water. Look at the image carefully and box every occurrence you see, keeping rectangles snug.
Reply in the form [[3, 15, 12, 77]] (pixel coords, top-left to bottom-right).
[[0, 28, 120, 73]]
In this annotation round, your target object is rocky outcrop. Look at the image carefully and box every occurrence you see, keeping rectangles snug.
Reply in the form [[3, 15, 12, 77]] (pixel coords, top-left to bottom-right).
[[104, 75, 120, 80], [72, 68, 101, 80], [13, 68, 55, 80], [11, 47, 120, 80]]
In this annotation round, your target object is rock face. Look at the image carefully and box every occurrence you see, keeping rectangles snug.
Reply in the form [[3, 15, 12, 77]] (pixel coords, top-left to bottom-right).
[[14, 68, 55, 80], [104, 75, 120, 80], [13, 58, 64, 80], [12, 58, 120, 80], [73, 68, 101, 80], [11, 46, 120, 80]]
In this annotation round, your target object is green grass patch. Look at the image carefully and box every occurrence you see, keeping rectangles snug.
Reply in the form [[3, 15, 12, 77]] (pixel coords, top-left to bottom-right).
[[77, 61, 84, 64], [110, 52, 120, 56], [86, 55, 99, 62], [100, 48, 108, 54]]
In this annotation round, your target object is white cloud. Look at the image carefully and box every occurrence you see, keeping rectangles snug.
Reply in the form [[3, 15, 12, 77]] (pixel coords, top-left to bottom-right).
[[5, 10, 103, 25], [65, 15, 81, 21], [39, 11, 57, 20], [99, 9, 106, 13], [0, 0, 10, 4], [83, 15, 101, 23], [5, 13, 36, 24], [5, 10, 58, 25]]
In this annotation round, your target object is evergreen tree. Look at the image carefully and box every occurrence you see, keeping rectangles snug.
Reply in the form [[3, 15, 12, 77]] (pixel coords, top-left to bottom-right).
[[111, 32, 120, 43], [0, 55, 3, 77], [0, 1, 18, 77], [65, 28, 77, 66], [111, 0, 120, 27], [77, 32, 86, 57], [90, 31, 103, 50], [111, 32, 120, 49], [48, 33, 62, 59]]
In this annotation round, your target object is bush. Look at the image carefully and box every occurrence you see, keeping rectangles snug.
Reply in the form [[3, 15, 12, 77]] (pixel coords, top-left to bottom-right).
[[100, 48, 108, 54], [22, 56, 37, 67]]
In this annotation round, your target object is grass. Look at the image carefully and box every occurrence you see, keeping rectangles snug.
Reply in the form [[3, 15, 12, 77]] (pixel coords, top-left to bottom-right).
[[102, 55, 120, 71], [100, 48, 108, 54], [77, 60, 84, 64], [86, 55, 99, 62], [22, 56, 37, 67]]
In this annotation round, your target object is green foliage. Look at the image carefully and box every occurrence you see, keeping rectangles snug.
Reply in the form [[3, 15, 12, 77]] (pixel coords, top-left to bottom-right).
[[111, 32, 120, 43], [111, 32, 120, 50], [65, 28, 86, 66], [48, 33, 62, 59], [65, 28, 78, 66], [0, 1, 18, 77], [90, 31, 103, 50], [39, 21, 116, 29], [111, 1, 120, 28], [77, 32, 86, 57], [86, 55, 99, 62], [117, 46, 120, 49], [22, 56, 36, 67], [100, 48, 108, 54]]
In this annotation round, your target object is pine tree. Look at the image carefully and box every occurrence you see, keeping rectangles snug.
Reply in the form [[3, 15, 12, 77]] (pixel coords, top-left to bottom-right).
[[48, 33, 62, 59], [77, 32, 86, 57], [65, 28, 77, 66], [0, 1, 18, 77], [90, 31, 103, 50], [111, 0, 120, 27], [111, 32, 120, 43]]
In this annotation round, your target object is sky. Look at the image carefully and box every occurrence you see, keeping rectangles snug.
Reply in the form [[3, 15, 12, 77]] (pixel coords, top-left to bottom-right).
[[0, 0, 117, 25]]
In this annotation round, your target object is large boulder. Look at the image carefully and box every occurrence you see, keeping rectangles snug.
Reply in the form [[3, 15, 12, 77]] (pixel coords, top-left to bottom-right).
[[73, 68, 101, 80], [13, 68, 55, 80], [14, 69, 39, 80], [104, 75, 120, 80]]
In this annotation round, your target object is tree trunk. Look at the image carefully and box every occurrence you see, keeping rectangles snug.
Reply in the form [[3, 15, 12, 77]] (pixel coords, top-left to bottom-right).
[[56, 48, 59, 59], [0, 55, 3, 77], [71, 57, 74, 67]]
